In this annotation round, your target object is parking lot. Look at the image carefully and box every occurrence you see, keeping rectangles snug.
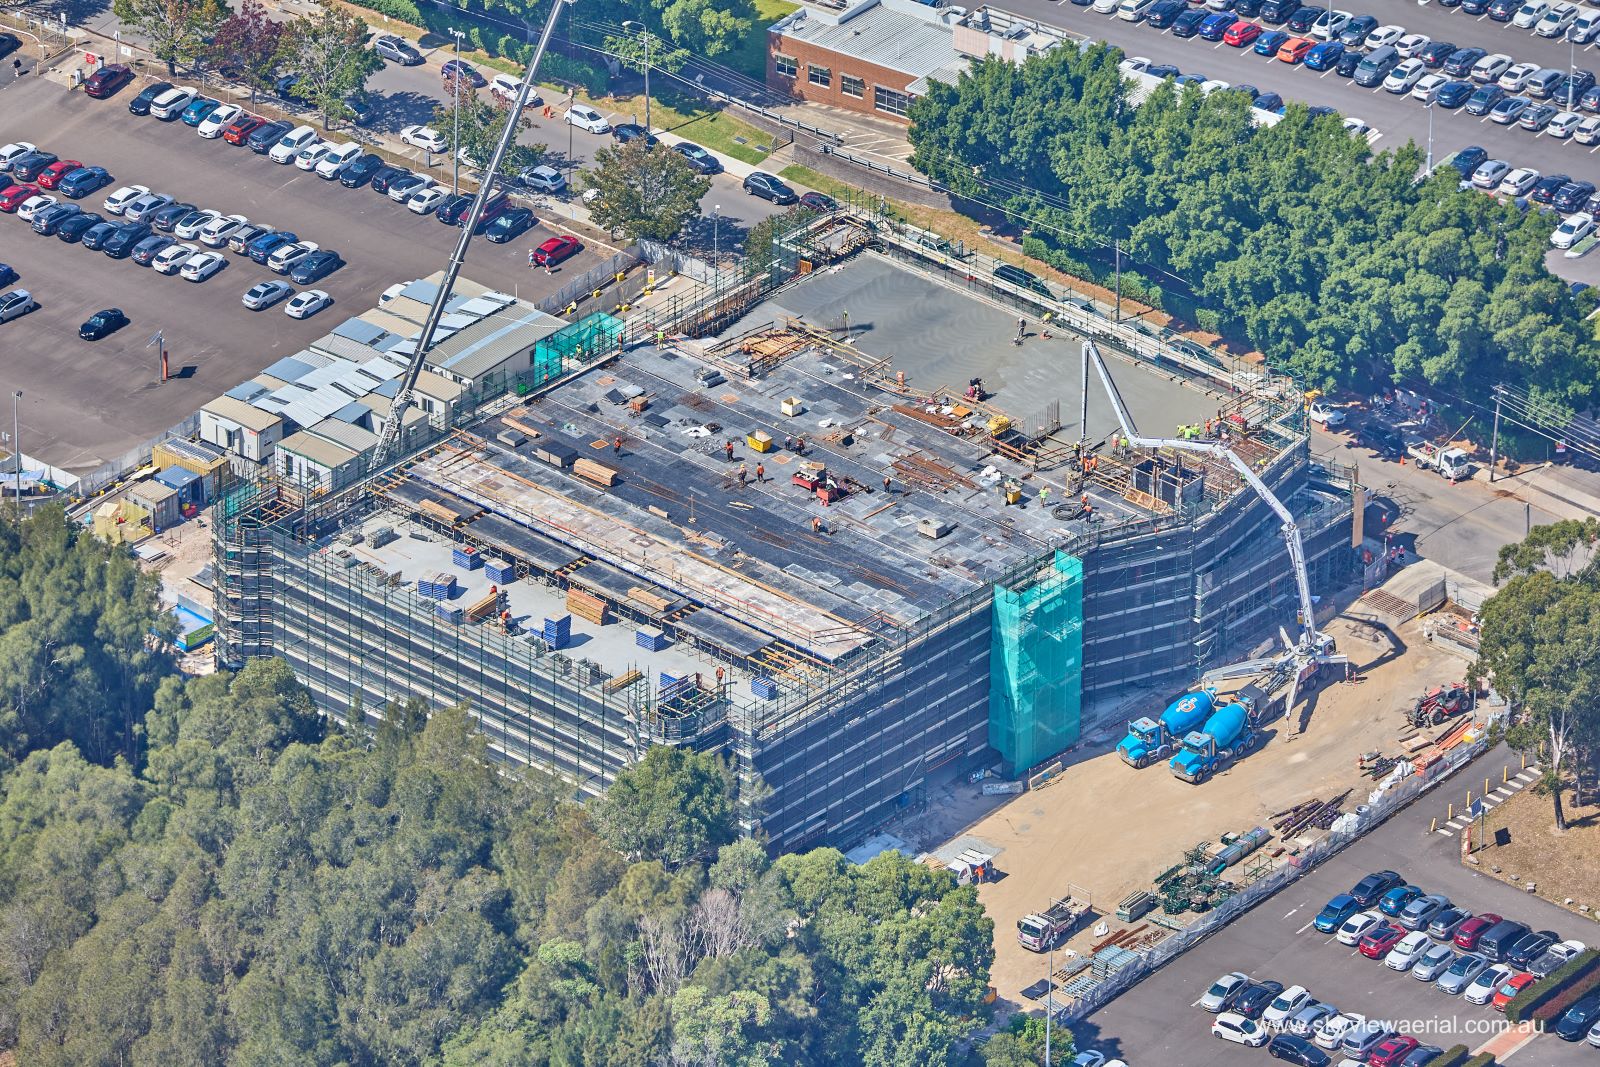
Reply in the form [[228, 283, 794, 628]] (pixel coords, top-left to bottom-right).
[[0, 76, 608, 476], [1070, 745, 1596, 1065]]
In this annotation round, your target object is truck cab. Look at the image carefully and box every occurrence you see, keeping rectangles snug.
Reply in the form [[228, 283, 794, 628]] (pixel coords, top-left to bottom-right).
[[1117, 717, 1168, 767]]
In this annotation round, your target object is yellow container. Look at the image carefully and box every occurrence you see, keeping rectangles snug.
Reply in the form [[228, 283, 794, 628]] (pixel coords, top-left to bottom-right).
[[747, 431, 774, 453]]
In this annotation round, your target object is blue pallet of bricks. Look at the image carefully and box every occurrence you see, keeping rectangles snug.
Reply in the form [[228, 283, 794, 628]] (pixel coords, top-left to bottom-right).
[[484, 558, 516, 584], [543, 614, 571, 649], [452, 545, 482, 570], [436, 603, 464, 624], [635, 626, 667, 651], [751, 676, 778, 700], [418, 572, 455, 599]]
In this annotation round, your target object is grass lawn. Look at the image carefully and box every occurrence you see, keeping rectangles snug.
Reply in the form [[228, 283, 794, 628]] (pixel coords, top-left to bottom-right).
[[1477, 777, 1600, 918], [728, 0, 799, 80]]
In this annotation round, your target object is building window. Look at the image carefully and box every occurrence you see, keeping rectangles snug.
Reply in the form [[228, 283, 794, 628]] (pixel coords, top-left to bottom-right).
[[841, 73, 864, 98], [774, 53, 797, 78], [808, 64, 831, 88], [874, 85, 910, 117]]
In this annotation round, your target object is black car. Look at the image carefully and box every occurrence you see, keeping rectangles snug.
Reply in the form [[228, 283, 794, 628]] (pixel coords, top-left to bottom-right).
[[369, 165, 410, 194], [1554, 70, 1596, 110], [1259, 0, 1299, 23], [1460, 0, 1490, 11], [150, 201, 197, 232], [743, 171, 797, 204], [1234, 980, 1284, 1019], [11, 152, 58, 183], [1359, 422, 1404, 458], [1436, 80, 1475, 108], [799, 191, 839, 212], [246, 119, 293, 153], [483, 207, 535, 244], [434, 193, 474, 225], [0, 264, 14, 288], [1266, 1033, 1329, 1066], [1233, 0, 1264, 13], [1146, 63, 1180, 79], [1555, 995, 1600, 1041], [672, 142, 722, 175], [130, 234, 175, 266], [1285, 4, 1319, 31], [1146, 0, 1186, 27], [1253, 91, 1284, 113], [101, 223, 152, 258], [288, 249, 344, 284], [1172, 7, 1211, 36], [1531, 174, 1572, 206], [1465, 84, 1506, 116], [1555, 182, 1597, 214], [79, 308, 128, 340], [1233, 84, 1262, 102], [1509, 929, 1562, 968], [1401, 1046, 1445, 1066], [1334, 50, 1363, 77], [339, 153, 385, 188], [56, 212, 103, 243], [1442, 47, 1487, 78], [1416, 40, 1458, 68], [1451, 146, 1490, 180], [1338, 13, 1379, 47], [1350, 870, 1403, 908], [31, 203, 82, 236], [80, 221, 119, 250], [1487, 0, 1519, 18], [127, 80, 174, 116], [611, 123, 659, 147]]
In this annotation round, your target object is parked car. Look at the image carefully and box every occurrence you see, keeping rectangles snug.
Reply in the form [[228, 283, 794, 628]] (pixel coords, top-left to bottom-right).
[[246, 120, 294, 153], [1454, 915, 1502, 951], [339, 154, 385, 188], [564, 105, 611, 134], [1287, 1002, 1338, 1038], [56, 212, 104, 243], [1471, 53, 1514, 84], [1359, 922, 1407, 959], [1235, 980, 1285, 1019], [1227, 20, 1264, 45], [1368, 1035, 1420, 1067], [129, 233, 175, 266], [1385, 932, 1432, 970], [269, 125, 319, 163], [1531, 175, 1572, 206], [1554, 995, 1600, 1041], [1313, 1012, 1365, 1050], [533, 235, 583, 267], [385, 173, 430, 202], [1464, 963, 1515, 1004], [1509, 930, 1562, 968], [1479, 920, 1532, 962], [373, 34, 423, 65], [1489, 96, 1532, 124], [179, 97, 221, 127], [1497, 167, 1541, 198], [84, 63, 134, 98], [369, 166, 410, 195], [315, 143, 364, 179], [223, 114, 267, 145], [127, 81, 174, 115], [743, 171, 798, 204], [57, 166, 112, 199], [152, 242, 199, 274], [405, 184, 448, 214], [1337, 911, 1382, 946], [173, 208, 221, 240], [78, 307, 128, 339], [124, 193, 175, 224], [1350, 871, 1403, 908], [1339, 1022, 1395, 1061], [1417, 40, 1459, 68], [0, 184, 39, 213], [242, 279, 293, 310], [149, 86, 196, 120], [180, 251, 226, 281], [1263, 984, 1313, 1027], [79, 221, 119, 250], [1427, 907, 1471, 941], [1266, 1033, 1330, 1066], [1315, 895, 1361, 933], [440, 58, 486, 87], [284, 288, 332, 319], [1305, 41, 1344, 70], [1254, 29, 1291, 54], [1555, 182, 1596, 213], [1201, 972, 1253, 1013], [10, 151, 58, 183], [1411, 943, 1456, 981], [0, 141, 36, 173], [227, 224, 272, 255], [484, 207, 535, 243], [1491, 972, 1536, 1011], [399, 125, 448, 153], [0, 289, 36, 324], [198, 214, 249, 247], [246, 230, 298, 264], [519, 164, 567, 194], [268, 240, 320, 274], [1212, 1011, 1270, 1046]]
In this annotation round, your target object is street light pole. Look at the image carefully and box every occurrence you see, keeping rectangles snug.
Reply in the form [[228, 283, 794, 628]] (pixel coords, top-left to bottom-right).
[[1045, 945, 1054, 1066], [1426, 99, 1434, 174], [11, 390, 21, 514], [623, 21, 652, 135], [713, 204, 721, 264], [449, 29, 465, 196]]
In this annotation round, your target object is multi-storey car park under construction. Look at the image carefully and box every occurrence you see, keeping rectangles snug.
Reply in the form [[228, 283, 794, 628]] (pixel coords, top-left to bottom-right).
[[215, 218, 1358, 851]]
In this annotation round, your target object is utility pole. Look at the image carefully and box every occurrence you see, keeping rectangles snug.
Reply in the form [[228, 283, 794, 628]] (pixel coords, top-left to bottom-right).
[[713, 204, 721, 264], [1113, 240, 1122, 323], [1488, 386, 1502, 483], [622, 20, 651, 135], [1425, 98, 1434, 175], [449, 28, 465, 196], [11, 390, 20, 514], [1045, 945, 1054, 1066]]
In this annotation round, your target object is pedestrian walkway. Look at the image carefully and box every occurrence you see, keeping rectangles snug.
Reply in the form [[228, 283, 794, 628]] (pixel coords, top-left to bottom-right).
[[1435, 764, 1540, 837]]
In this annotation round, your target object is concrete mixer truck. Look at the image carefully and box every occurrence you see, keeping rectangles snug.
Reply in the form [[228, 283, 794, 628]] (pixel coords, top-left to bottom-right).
[[1117, 688, 1217, 768], [1169, 699, 1261, 783]]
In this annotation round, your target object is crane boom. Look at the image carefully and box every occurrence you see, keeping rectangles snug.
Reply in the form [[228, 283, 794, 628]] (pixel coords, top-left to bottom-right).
[[369, 0, 574, 472], [1084, 341, 1320, 652]]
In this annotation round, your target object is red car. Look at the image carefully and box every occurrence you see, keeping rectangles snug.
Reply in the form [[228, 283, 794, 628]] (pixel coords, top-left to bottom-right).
[[83, 63, 133, 98], [1359, 921, 1407, 959], [1369, 1036, 1420, 1067], [1454, 913, 1501, 950], [222, 114, 266, 145], [1492, 972, 1535, 1012], [1277, 36, 1316, 63], [0, 184, 40, 212], [533, 235, 583, 267], [36, 160, 83, 190], [1224, 20, 1262, 46]]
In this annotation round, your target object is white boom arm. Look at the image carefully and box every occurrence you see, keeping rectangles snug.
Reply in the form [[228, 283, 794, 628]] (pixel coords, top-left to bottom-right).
[[370, 0, 574, 472], [1085, 341, 1321, 653]]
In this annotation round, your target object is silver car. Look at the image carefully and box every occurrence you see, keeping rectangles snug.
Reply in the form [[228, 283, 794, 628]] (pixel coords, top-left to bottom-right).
[[1412, 943, 1456, 981], [1287, 1001, 1338, 1037], [0, 288, 36, 323], [1199, 971, 1251, 1013], [242, 280, 293, 310], [1438, 952, 1488, 995]]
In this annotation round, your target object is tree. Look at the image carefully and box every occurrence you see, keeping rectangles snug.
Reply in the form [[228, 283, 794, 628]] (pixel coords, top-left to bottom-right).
[[1493, 517, 1600, 582], [591, 746, 739, 868], [208, 0, 283, 103], [583, 139, 710, 242], [433, 93, 545, 182], [112, 0, 226, 75], [277, 0, 382, 127], [660, 0, 753, 59], [981, 1013, 1068, 1066]]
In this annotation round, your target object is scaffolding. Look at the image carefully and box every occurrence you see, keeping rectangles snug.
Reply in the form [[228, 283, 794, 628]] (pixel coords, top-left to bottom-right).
[[990, 552, 1085, 772]]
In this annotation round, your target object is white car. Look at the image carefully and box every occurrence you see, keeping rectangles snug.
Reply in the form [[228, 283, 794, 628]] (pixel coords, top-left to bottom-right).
[[1464, 964, 1515, 1004], [1549, 111, 1583, 138], [1091, 0, 1117, 12], [172, 208, 222, 240], [1471, 54, 1513, 84], [1384, 58, 1426, 93], [1343, 117, 1373, 138], [196, 103, 243, 138], [1412, 74, 1449, 103], [180, 251, 226, 281], [1263, 984, 1312, 1027], [406, 185, 449, 214], [198, 213, 249, 247], [1396, 32, 1432, 57], [1336, 911, 1381, 946], [1552, 212, 1595, 249], [0, 141, 37, 173], [1501, 62, 1540, 91], [102, 184, 150, 216], [1513, 0, 1552, 27], [400, 125, 448, 153], [1536, 0, 1579, 35], [1310, 8, 1352, 38], [1118, 56, 1151, 75], [1309, 400, 1346, 426], [1313, 1011, 1366, 1050], [151, 242, 199, 274], [1498, 166, 1540, 196], [488, 72, 537, 105], [0, 289, 36, 324], [242, 280, 293, 310], [315, 143, 363, 179], [1577, 115, 1600, 144], [519, 164, 567, 194], [1366, 25, 1406, 49], [268, 240, 319, 274], [1473, 159, 1510, 189], [1212, 1012, 1269, 1046], [1385, 932, 1432, 971], [294, 142, 334, 171], [148, 86, 196, 120], [268, 125, 319, 163], [564, 104, 611, 134], [284, 288, 332, 319], [16, 194, 57, 222]]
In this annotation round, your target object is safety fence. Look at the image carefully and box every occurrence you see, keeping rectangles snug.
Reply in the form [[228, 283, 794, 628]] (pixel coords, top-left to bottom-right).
[[1049, 735, 1492, 1024], [532, 249, 643, 316]]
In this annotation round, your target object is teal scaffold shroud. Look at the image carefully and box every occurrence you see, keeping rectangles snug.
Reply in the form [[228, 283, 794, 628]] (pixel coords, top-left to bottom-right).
[[530, 312, 622, 388], [989, 551, 1084, 772]]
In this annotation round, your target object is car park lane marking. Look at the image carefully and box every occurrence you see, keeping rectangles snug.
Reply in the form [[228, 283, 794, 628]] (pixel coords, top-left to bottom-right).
[[1296, 918, 1316, 933]]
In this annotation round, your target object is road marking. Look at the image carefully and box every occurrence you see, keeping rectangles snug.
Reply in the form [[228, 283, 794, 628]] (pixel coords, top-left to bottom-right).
[[1516, 769, 1537, 782], [1481, 794, 1502, 807], [1493, 785, 1513, 797], [1285, 907, 1299, 919], [1436, 827, 1455, 835], [1297, 919, 1316, 933]]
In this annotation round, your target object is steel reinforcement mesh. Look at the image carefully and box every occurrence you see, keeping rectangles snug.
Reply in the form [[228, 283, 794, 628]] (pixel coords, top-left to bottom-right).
[[989, 551, 1084, 772]]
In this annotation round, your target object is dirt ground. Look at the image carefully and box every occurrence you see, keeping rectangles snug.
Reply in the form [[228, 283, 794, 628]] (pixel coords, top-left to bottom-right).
[[923, 609, 1476, 1007], [1476, 780, 1600, 919]]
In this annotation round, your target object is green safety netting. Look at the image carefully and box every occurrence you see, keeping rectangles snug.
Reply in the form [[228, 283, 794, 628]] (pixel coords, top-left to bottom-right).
[[989, 551, 1084, 772], [529, 312, 623, 388]]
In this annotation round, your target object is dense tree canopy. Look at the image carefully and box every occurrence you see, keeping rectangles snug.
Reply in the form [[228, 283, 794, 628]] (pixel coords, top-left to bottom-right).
[[909, 45, 1600, 407]]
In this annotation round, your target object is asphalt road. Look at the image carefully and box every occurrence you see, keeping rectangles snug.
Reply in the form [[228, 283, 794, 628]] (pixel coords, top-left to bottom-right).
[[1070, 744, 1595, 1065], [0, 75, 603, 476]]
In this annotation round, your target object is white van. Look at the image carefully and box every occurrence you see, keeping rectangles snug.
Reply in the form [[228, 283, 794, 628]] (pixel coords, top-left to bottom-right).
[[1117, 0, 1159, 20], [149, 86, 196, 121], [1569, 7, 1600, 41]]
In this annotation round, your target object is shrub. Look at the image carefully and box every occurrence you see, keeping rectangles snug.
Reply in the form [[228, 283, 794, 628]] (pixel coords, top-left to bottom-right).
[[1534, 964, 1600, 1024], [1422, 1047, 1470, 1067], [1460, 1055, 1496, 1067], [1506, 948, 1600, 1025]]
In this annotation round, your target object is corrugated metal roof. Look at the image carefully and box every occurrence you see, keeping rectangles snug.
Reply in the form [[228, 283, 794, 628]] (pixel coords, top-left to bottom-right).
[[458, 294, 514, 317], [329, 401, 372, 425], [331, 317, 387, 344], [370, 379, 403, 399], [357, 356, 403, 381], [278, 430, 359, 470], [775, 4, 958, 78], [426, 306, 564, 380], [307, 418, 379, 455], [261, 355, 319, 384], [226, 381, 268, 403], [203, 394, 281, 432]]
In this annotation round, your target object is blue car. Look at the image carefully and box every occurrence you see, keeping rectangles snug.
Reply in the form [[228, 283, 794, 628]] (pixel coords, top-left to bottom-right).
[[1435, 80, 1476, 109], [1304, 41, 1344, 71], [1198, 12, 1236, 40], [1379, 884, 1424, 917], [1254, 29, 1290, 56], [180, 97, 221, 127], [246, 230, 298, 264], [57, 165, 112, 199], [1314, 894, 1361, 934]]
